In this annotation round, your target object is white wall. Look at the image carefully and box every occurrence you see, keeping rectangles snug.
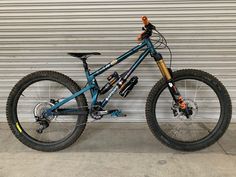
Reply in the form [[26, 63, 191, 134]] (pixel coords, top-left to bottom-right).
[[0, 0, 235, 122]]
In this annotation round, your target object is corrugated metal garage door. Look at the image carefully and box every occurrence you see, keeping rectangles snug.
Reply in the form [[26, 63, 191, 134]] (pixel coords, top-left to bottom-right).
[[0, 0, 235, 122]]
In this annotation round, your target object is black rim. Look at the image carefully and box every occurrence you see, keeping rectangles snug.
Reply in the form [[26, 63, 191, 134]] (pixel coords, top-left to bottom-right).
[[12, 76, 84, 146], [152, 74, 224, 144]]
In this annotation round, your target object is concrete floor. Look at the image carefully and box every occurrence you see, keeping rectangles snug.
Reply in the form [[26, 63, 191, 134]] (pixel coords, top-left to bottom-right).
[[0, 122, 236, 177]]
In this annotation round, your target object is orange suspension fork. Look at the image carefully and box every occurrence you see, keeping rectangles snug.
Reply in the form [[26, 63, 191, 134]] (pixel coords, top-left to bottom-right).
[[156, 59, 171, 81], [154, 54, 187, 111]]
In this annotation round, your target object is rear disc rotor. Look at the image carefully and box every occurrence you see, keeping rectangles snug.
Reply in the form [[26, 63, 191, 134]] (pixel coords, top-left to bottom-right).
[[33, 102, 57, 121]]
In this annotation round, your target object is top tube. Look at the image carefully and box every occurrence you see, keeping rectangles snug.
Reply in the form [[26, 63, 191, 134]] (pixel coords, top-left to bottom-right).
[[90, 41, 147, 78]]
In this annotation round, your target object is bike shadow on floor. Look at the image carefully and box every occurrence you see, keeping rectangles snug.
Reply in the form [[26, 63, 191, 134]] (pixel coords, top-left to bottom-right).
[[0, 122, 227, 154], [66, 122, 226, 154]]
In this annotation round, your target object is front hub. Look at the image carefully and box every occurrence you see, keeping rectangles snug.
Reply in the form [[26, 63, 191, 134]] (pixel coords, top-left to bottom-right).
[[172, 99, 198, 120]]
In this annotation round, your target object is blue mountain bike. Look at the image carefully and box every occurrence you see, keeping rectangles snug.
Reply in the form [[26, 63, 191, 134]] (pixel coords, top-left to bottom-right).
[[6, 16, 232, 152]]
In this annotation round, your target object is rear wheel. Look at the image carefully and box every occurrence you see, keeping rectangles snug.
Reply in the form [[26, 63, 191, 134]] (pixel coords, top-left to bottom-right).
[[146, 69, 232, 151], [6, 71, 88, 152]]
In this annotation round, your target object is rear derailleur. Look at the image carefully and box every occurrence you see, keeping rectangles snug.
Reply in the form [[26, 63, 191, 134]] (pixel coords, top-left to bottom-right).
[[35, 119, 49, 134], [33, 99, 58, 134]]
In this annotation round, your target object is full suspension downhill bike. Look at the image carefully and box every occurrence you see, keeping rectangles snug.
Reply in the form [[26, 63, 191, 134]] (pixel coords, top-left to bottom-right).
[[6, 16, 232, 152]]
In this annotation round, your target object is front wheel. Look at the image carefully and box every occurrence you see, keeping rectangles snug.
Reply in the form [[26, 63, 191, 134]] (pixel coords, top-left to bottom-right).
[[146, 69, 232, 151]]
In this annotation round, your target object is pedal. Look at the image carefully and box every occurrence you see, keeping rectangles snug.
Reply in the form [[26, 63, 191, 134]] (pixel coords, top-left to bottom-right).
[[109, 109, 126, 118]]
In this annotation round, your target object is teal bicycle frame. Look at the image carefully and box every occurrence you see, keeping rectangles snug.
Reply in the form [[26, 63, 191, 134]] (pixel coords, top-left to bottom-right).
[[45, 38, 167, 117]]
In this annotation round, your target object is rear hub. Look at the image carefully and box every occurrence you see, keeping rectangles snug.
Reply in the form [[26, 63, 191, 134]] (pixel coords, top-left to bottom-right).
[[33, 102, 56, 121]]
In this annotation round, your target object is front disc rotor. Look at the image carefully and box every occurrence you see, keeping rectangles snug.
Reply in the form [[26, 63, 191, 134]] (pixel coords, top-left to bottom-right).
[[172, 99, 198, 120]]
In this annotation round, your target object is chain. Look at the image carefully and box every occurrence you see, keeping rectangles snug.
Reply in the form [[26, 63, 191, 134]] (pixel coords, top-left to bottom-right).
[[62, 104, 103, 127]]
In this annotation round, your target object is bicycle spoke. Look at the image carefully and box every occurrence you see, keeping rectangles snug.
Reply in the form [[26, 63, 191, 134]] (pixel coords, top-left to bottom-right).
[[16, 79, 82, 143], [36, 82, 43, 101], [194, 81, 202, 102], [185, 80, 187, 98], [48, 81, 51, 100]]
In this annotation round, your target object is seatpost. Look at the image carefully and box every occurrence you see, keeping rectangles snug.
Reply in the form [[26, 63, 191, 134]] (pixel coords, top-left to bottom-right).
[[82, 59, 91, 80]]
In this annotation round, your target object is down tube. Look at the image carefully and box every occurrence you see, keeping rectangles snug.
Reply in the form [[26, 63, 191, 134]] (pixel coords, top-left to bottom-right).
[[124, 48, 150, 80], [101, 49, 150, 107]]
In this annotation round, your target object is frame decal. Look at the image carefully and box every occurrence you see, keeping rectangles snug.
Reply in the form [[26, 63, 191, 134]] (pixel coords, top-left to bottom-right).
[[110, 59, 118, 65]]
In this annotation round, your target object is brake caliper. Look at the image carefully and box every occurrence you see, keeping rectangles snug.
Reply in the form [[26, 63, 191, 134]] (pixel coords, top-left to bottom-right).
[[177, 96, 194, 119], [178, 96, 187, 110]]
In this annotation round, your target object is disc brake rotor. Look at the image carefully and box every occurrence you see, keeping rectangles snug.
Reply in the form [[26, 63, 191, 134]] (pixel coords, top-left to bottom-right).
[[172, 99, 198, 120]]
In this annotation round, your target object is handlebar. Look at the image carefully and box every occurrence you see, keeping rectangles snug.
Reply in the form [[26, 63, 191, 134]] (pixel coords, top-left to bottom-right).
[[137, 16, 156, 41]]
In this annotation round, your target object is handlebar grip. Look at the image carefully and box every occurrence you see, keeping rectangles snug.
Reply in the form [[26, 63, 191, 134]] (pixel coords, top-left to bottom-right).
[[142, 16, 149, 26]]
